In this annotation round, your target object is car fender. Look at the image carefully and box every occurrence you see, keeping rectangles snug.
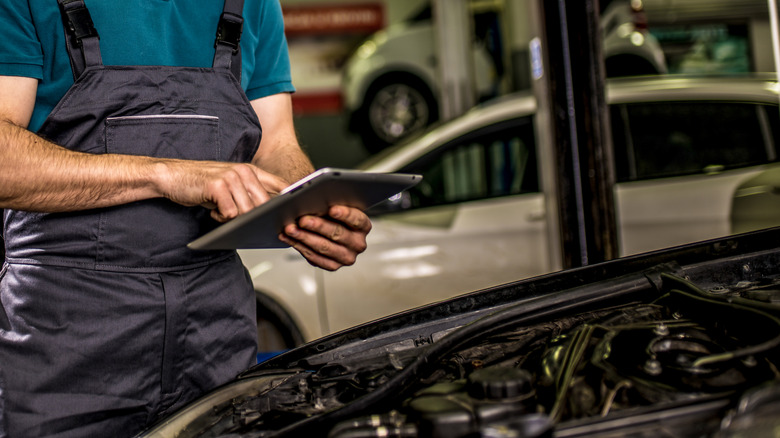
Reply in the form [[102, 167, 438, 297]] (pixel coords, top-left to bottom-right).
[[342, 21, 497, 114], [342, 23, 439, 113], [615, 166, 773, 255]]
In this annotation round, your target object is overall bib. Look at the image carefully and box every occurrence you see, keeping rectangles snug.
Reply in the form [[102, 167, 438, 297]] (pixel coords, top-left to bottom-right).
[[0, 1, 260, 436]]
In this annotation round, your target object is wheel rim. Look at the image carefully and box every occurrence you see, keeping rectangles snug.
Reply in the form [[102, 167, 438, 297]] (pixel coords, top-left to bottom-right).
[[368, 82, 431, 144]]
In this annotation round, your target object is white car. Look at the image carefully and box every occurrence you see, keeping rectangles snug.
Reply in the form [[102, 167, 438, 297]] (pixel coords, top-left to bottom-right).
[[341, 1, 668, 152], [244, 75, 780, 352]]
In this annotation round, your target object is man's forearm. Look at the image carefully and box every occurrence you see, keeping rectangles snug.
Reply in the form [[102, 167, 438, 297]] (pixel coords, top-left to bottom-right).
[[248, 93, 315, 185], [252, 142, 315, 186], [0, 119, 161, 211]]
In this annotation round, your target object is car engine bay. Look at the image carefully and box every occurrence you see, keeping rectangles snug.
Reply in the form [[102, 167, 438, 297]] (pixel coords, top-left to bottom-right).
[[141, 234, 780, 438]]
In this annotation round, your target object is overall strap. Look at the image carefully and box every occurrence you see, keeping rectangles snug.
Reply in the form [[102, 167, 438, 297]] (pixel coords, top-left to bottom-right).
[[213, 0, 245, 82], [57, 0, 103, 80]]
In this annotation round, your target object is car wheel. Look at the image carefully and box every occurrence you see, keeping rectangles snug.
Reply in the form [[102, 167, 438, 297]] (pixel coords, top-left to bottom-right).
[[255, 291, 305, 354], [358, 75, 438, 153]]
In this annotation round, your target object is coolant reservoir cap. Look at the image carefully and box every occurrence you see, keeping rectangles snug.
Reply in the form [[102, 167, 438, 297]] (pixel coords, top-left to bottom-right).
[[467, 367, 533, 400]]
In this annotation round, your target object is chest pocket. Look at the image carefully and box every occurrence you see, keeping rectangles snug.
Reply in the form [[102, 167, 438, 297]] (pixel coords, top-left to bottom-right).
[[96, 114, 225, 269], [105, 115, 221, 161]]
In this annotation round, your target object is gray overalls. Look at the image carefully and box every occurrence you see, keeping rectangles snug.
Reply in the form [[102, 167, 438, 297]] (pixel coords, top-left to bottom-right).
[[0, 1, 260, 436]]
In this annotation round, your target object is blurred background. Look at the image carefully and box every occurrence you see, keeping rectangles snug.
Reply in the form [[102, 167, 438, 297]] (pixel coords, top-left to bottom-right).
[[239, 0, 780, 352], [282, 0, 775, 168]]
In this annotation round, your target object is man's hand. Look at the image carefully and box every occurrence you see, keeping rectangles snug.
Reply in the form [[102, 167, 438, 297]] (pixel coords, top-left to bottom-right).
[[278, 205, 372, 271], [249, 93, 372, 271], [157, 159, 289, 222]]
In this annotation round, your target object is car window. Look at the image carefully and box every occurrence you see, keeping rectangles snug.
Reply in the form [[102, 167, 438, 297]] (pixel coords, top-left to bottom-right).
[[611, 102, 779, 182], [401, 117, 538, 209]]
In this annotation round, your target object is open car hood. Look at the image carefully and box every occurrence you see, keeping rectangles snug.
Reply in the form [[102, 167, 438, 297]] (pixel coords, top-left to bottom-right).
[[140, 227, 780, 437]]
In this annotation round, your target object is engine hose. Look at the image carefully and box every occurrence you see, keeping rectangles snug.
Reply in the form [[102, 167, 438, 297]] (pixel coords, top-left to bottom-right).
[[660, 273, 780, 369]]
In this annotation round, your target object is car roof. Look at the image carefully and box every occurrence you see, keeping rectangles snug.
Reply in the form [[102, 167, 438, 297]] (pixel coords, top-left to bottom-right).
[[359, 92, 536, 172], [360, 74, 779, 173], [606, 73, 780, 103]]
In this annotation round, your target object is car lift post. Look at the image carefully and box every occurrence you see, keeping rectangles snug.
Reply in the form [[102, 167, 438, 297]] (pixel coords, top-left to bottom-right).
[[432, 0, 478, 122], [530, 0, 619, 269]]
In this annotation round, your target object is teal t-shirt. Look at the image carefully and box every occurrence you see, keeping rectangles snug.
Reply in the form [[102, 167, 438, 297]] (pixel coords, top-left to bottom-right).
[[0, 0, 295, 132]]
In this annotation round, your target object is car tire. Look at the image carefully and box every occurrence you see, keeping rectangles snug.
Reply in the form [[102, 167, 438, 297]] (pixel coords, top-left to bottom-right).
[[255, 291, 305, 354], [357, 74, 439, 153]]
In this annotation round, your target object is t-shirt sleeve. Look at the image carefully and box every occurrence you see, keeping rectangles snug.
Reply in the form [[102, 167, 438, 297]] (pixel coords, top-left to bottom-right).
[[0, 3, 44, 79], [243, 0, 295, 101]]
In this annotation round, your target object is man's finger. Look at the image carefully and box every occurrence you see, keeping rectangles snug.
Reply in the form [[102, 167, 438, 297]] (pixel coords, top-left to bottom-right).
[[284, 217, 364, 264], [329, 205, 372, 233], [278, 232, 343, 271], [247, 165, 290, 196], [205, 178, 238, 222], [207, 164, 288, 220]]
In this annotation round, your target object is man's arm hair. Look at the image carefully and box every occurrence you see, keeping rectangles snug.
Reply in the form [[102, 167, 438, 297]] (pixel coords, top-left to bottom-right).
[[0, 118, 162, 211]]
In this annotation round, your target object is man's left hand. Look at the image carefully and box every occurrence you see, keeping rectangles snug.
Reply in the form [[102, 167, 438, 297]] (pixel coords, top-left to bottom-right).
[[278, 205, 372, 271]]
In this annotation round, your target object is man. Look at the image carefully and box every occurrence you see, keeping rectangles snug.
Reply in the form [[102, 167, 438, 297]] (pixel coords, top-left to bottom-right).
[[0, 1, 371, 436]]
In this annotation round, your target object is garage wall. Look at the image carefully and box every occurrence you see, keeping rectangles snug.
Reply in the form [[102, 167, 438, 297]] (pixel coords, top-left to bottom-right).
[[281, 0, 427, 25]]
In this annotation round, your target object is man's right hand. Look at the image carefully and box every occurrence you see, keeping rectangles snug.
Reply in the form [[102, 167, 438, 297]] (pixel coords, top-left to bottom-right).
[[155, 159, 290, 223]]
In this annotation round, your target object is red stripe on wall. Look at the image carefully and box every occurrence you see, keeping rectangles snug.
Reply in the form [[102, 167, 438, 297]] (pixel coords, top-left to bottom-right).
[[291, 92, 343, 115]]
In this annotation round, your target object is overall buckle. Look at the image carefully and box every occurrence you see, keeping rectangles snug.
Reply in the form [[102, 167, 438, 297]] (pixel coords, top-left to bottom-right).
[[215, 12, 243, 54], [62, 3, 99, 46]]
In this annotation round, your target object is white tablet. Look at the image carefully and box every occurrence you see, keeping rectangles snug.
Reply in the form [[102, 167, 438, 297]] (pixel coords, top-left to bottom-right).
[[187, 168, 422, 250]]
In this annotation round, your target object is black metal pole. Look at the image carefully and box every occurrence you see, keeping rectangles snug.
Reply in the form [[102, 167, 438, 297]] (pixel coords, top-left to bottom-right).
[[539, 0, 619, 268]]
